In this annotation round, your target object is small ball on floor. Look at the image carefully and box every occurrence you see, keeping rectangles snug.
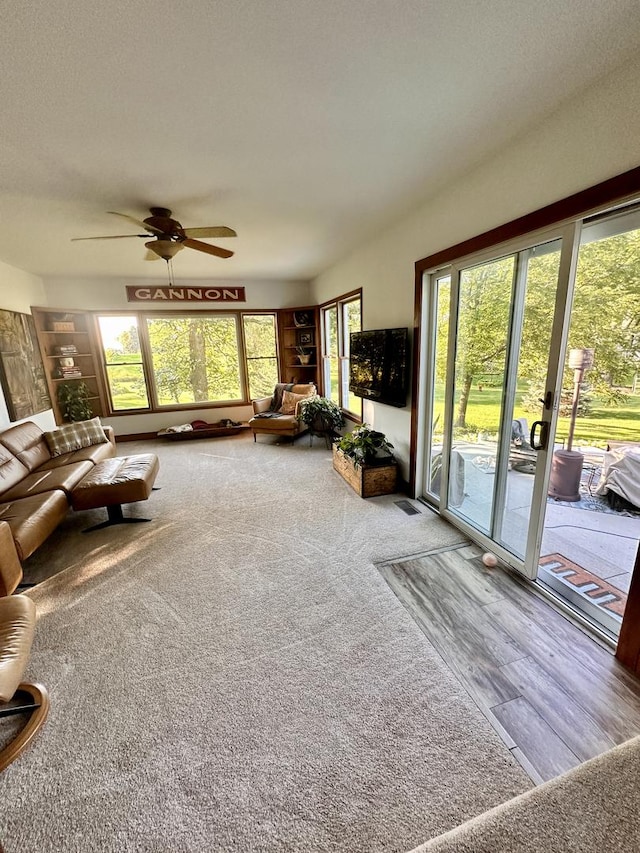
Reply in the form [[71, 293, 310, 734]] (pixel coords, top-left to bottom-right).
[[482, 552, 498, 568]]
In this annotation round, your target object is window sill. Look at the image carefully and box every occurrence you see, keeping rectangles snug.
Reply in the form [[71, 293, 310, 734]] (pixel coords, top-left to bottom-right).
[[106, 400, 252, 417]]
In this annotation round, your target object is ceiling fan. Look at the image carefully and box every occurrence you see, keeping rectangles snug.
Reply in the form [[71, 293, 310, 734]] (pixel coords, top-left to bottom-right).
[[72, 207, 236, 261]]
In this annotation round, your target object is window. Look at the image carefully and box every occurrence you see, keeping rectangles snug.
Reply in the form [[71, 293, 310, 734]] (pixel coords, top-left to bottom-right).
[[242, 314, 279, 399], [146, 315, 243, 405], [97, 315, 150, 411], [321, 292, 362, 417], [97, 311, 278, 412], [342, 297, 362, 414], [323, 306, 339, 404]]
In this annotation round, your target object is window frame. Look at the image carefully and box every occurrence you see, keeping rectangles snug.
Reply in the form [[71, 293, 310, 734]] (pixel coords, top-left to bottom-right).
[[143, 312, 246, 409], [240, 312, 281, 401], [96, 314, 152, 414], [320, 289, 362, 421], [95, 309, 278, 415]]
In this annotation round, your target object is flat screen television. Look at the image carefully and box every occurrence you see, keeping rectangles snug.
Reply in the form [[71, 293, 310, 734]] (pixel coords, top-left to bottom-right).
[[349, 327, 409, 408]]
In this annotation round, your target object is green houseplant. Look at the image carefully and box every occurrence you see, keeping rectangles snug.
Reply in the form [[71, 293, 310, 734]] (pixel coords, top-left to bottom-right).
[[57, 381, 93, 422], [333, 424, 396, 497], [297, 396, 345, 436], [335, 424, 394, 468]]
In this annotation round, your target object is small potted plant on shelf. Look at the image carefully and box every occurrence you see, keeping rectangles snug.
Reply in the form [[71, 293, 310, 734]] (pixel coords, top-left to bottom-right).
[[333, 424, 397, 498], [295, 346, 313, 365], [297, 396, 345, 444], [57, 381, 93, 422]]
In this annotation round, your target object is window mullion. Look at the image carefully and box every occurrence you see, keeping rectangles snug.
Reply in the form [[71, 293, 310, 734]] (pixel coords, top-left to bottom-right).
[[236, 312, 250, 401], [139, 314, 158, 408]]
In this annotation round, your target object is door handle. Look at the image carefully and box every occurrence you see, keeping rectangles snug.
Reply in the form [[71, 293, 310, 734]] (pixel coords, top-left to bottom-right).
[[530, 420, 549, 451]]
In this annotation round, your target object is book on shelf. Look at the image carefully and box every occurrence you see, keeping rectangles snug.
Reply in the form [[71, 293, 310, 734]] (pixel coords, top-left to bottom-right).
[[55, 344, 78, 355], [56, 368, 83, 379]]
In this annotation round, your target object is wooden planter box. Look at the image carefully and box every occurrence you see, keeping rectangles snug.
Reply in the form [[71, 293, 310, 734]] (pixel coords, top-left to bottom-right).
[[332, 446, 397, 498]]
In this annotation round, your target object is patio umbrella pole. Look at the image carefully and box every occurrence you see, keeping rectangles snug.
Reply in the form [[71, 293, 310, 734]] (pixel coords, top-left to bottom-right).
[[548, 348, 594, 503]]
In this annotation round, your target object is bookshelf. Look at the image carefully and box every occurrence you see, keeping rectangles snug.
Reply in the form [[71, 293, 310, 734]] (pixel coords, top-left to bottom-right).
[[31, 307, 107, 424], [277, 306, 321, 392]]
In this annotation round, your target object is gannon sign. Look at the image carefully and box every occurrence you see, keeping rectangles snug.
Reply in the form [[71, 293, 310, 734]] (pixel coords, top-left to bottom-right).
[[126, 286, 246, 303]]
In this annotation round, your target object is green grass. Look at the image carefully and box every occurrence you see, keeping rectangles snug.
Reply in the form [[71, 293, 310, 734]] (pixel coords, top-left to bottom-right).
[[553, 398, 640, 447], [434, 386, 640, 448], [111, 389, 148, 410]]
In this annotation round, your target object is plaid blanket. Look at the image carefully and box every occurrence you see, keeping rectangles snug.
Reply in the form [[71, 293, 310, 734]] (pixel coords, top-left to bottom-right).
[[270, 382, 295, 411], [252, 383, 296, 419]]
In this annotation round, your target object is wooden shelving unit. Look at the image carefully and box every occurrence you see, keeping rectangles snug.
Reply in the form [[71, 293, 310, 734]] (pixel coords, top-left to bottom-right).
[[31, 307, 108, 425], [277, 306, 321, 392]]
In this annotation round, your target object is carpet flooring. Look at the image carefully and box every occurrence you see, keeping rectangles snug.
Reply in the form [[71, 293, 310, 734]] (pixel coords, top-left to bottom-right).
[[0, 435, 530, 852]]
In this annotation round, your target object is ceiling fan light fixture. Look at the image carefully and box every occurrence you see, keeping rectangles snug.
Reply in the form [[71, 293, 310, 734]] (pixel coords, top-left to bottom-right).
[[145, 239, 183, 260], [72, 208, 236, 263]]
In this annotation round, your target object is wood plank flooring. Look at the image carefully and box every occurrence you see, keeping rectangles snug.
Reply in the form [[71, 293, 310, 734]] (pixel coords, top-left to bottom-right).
[[377, 542, 640, 784]]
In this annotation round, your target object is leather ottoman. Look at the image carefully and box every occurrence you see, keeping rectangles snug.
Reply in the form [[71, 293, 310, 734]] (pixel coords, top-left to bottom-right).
[[71, 453, 159, 531]]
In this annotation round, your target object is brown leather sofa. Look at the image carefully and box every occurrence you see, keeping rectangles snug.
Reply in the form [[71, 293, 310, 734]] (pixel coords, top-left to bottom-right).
[[0, 420, 116, 593]]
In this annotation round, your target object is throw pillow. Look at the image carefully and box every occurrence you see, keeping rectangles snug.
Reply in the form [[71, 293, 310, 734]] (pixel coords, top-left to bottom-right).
[[279, 390, 312, 415], [44, 417, 108, 457]]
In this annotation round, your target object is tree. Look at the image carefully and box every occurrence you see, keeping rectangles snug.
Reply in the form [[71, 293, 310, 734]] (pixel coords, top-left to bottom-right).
[[438, 257, 513, 428], [438, 227, 640, 430], [520, 230, 640, 410], [145, 316, 243, 404], [243, 315, 279, 398], [188, 319, 209, 401], [563, 230, 640, 397]]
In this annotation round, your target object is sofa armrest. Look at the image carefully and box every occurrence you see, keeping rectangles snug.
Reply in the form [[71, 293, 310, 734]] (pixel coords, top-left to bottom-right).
[[0, 521, 23, 596], [103, 425, 116, 448], [252, 397, 272, 415]]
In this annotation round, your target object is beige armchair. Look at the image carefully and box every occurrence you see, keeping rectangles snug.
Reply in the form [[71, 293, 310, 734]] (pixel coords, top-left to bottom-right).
[[249, 383, 316, 442]]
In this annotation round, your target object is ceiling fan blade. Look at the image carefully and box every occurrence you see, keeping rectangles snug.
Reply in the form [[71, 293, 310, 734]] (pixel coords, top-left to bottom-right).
[[107, 211, 163, 235], [182, 238, 234, 259], [71, 234, 147, 241], [182, 226, 237, 238]]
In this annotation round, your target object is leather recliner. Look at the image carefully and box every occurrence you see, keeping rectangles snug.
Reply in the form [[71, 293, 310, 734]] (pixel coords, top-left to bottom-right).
[[0, 594, 49, 772]]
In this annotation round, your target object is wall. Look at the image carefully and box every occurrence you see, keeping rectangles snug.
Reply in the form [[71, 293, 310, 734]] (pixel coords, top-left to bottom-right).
[[0, 259, 56, 431], [310, 55, 640, 484], [42, 275, 312, 435], [43, 276, 311, 314]]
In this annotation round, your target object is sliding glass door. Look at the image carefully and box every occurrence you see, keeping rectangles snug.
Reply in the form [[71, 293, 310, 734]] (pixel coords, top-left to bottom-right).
[[422, 226, 577, 579]]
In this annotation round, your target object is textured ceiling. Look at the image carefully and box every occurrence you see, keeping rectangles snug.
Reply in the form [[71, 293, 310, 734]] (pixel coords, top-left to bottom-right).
[[1, 0, 639, 281]]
